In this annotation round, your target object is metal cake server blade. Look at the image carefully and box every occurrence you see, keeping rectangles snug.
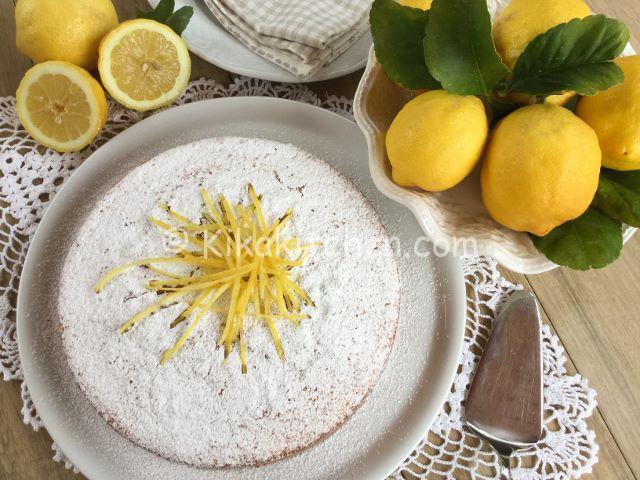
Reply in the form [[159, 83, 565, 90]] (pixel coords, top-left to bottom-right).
[[466, 290, 543, 479]]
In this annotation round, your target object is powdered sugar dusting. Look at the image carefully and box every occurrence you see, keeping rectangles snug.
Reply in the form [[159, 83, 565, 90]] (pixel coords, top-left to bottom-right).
[[58, 137, 400, 468]]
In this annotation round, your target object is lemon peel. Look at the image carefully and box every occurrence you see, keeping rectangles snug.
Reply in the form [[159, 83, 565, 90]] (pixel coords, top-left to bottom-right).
[[95, 185, 320, 372]]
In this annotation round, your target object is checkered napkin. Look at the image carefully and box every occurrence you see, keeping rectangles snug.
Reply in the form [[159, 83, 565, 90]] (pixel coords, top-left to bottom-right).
[[203, 0, 371, 79]]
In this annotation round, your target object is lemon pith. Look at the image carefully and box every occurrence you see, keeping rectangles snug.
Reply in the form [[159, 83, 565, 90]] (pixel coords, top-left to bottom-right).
[[16, 61, 107, 153], [577, 55, 640, 171], [386, 90, 489, 192], [481, 104, 601, 236], [98, 19, 191, 112]]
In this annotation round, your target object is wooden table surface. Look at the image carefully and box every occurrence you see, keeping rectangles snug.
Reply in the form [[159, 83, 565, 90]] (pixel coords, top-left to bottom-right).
[[1, 0, 639, 479]]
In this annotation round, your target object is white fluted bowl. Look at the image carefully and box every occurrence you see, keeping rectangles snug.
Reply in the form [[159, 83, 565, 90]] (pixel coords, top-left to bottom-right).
[[354, 47, 637, 274]]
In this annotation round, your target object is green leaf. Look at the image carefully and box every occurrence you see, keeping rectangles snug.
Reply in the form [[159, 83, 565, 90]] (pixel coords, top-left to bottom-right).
[[165, 6, 194, 36], [487, 98, 519, 127], [561, 94, 581, 112], [136, 0, 193, 35], [137, 0, 175, 22], [370, 0, 440, 90], [530, 207, 622, 270], [508, 15, 629, 96], [593, 169, 640, 227], [423, 0, 509, 96]]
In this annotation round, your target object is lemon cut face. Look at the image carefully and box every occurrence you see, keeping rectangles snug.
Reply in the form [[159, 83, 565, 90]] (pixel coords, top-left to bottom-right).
[[16, 61, 107, 152], [99, 19, 191, 112]]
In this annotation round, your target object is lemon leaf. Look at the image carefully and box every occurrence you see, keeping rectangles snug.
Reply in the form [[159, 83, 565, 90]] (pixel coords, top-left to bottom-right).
[[530, 207, 622, 270], [165, 7, 194, 35], [508, 15, 629, 96], [423, 0, 509, 96], [487, 98, 519, 126], [370, 0, 441, 90], [593, 169, 640, 227], [136, 0, 193, 35], [136, 0, 174, 22]]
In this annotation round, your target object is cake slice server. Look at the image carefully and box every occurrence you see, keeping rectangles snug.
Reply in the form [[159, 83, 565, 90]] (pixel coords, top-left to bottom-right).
[[465, 290, 543, 480]]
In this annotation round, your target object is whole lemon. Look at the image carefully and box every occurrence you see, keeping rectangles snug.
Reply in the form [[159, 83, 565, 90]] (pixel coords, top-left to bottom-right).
[[15, 0, 118, 70], [576, 56, 640, 171], [493, 0, 591, 106], [481, 104, 601, 236], [493, 0, 591, 71], [398, 0, 433, 10], [386, 90, 488, 192]]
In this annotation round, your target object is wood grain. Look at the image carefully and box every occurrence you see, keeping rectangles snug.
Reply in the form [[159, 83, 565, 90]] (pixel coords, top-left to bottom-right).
[[501, 270, 636, 480], [532, 0, 640, 477], [1, 0, 639, 479], [0, 1, 32, 97], [0, 382, 74, 480], [524, 237, 640, 477]]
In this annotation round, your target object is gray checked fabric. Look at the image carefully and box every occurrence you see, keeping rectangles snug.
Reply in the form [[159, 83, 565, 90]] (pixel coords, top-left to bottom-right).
[[203, 0, 371, 79], [223, 0, 370, 47]]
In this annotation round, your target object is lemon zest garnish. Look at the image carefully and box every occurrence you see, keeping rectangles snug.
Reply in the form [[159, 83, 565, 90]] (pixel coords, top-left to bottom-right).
[[146, 263, 256, 289], [221, 278, 242, 356], [94, 256, 220, 293], [94, 184, 319, 372], [170, 290, 209, 328], [118, 290, 186, 334], [248, 183, 267, 232], [160, 283, 230, 364], [145, 265, 183, 279]]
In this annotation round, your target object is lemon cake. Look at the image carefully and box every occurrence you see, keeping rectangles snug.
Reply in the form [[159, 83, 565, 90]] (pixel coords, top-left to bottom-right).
[[58, 137, 400, 467]]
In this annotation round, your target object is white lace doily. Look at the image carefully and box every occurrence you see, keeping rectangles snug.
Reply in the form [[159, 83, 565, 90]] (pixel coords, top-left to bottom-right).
[[0, 77, 598, 479]]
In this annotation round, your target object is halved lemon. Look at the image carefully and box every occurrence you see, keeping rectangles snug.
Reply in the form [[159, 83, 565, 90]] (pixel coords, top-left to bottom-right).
[[98, 19, 191, 112], [16, 61, 107, 153]]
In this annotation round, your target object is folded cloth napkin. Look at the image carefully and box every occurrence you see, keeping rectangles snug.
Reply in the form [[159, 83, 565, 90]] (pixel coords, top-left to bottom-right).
[[203, 0, 371, 79]]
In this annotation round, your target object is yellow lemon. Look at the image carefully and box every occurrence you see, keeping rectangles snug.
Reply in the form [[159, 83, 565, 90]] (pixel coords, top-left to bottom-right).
[[493, 0, 591, 71], [576, 56, 640, 171], [16, 61, 107, 153], [493, 0, 591, 105], [481, 104, 601, 236], [386, 90, 489, 192], [98, 19, 191, 112], [15, 0, 118, 70], [507, 91, 576, 106], [398, 0, 433, 10]]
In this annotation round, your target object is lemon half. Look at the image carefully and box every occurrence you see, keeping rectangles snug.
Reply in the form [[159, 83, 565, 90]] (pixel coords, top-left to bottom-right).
[[98, 19, 191, 112], [16, 61, 107, 152]]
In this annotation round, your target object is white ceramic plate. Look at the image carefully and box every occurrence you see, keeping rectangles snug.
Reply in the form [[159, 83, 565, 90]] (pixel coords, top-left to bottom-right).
[[148, 0, 371, 83], [18, 98, 465, 480]]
